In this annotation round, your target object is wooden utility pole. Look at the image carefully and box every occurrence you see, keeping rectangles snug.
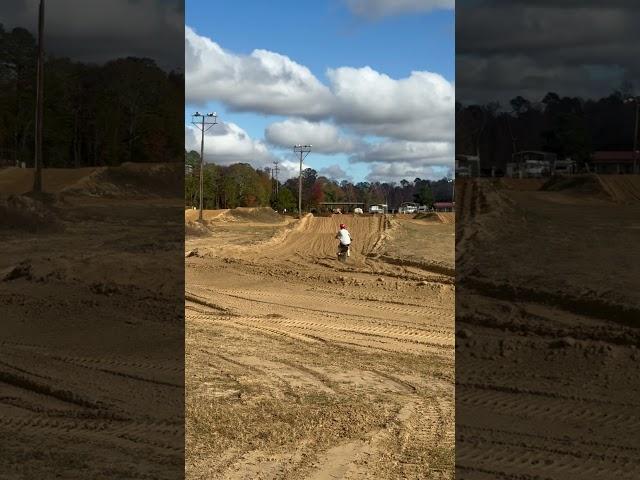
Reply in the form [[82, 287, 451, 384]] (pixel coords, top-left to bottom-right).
[[33, 0, 45, 193], [191, 113, 218, 222], [293, 145, 311, 219]]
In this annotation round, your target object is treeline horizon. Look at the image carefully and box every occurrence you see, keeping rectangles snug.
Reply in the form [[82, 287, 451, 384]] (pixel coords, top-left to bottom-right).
[[456, 87, 639, 172], [185, 150, 454, 212], [0, 25, 183, 168]]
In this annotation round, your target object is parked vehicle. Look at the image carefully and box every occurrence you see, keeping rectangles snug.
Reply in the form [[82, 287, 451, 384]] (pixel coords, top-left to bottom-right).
[[369, 204, 387, 214]]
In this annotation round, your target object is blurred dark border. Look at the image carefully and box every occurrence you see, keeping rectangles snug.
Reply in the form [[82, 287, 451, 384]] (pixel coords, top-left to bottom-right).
[[456, 1, 640, 478], [0, 2, 185, 478]]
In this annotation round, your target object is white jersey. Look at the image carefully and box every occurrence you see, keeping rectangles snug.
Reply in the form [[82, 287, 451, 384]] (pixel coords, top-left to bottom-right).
[[337, 229, 351, 245]]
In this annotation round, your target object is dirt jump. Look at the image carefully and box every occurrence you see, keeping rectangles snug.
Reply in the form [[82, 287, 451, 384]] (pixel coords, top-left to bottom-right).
[[186, 208, 454, 479]]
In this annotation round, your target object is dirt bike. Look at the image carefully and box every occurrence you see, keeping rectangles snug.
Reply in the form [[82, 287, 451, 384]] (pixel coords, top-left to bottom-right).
[[337, 243, 350, 262]]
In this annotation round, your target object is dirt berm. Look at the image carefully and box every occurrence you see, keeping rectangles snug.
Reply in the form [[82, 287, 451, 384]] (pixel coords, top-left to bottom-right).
[[0, 162, 182, 198]]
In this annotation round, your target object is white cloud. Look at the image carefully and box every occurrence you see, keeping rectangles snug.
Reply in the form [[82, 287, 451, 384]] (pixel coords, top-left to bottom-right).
[[345, 0, 454, 19], [366, 162, 451, 183], [328, 67, 454, 142], [185, 121, 275, 167], [186, 27, 454, 143], [185, 27, 455, 182], [265, 119, 362, 154], [318, 164, 351, 180], [350, 140, 452, 164], [351, 140, 453, 182], [278, 159, 311, 181], [185, 26, 333, 116]]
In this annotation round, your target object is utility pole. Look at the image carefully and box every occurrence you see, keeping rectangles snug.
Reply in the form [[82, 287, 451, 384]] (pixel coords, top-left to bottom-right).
[[634, 100, 639, 174], [191, 112, 217, 222], [293, 145, 312, 219], [33, 0, 45, 193], [272, 160, 280, 198]]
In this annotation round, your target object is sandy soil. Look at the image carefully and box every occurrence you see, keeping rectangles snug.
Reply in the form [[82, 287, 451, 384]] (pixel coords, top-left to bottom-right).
[[1, 167, 184, 478], [456, 176, 640, 479], [185, 209, 455, 479]]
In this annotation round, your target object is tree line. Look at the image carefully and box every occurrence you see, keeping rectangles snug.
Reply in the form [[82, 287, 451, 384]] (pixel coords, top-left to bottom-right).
[[185, 150, 453, 212], [456, 87, 639, 173], [0, 25, 183, 168]]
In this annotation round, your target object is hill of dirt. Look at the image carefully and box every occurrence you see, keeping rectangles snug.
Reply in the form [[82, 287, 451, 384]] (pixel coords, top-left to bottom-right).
[[0, 167, 100, 195], [62, 162, 182, 198], [222, 207, 284, 224], [541, 174, 609, 198], [185, 207, 287, 238], [497, 178, 546, 191], [0, 163, 182, 198], [411, 212, 456, 224], [596, 174, 640, 204], [0, 195, 63, 233]]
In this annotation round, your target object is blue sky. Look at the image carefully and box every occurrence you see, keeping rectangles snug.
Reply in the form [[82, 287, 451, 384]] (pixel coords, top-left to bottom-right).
[[185, 0, 455, 183]]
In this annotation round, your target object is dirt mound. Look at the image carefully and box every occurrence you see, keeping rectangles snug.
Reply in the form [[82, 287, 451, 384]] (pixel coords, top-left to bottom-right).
[[412, 212, 456, 224], [0, 167, 101, 195], [596, 175, 640, 204], [62, 162, 182, 198], [541, 175, 608, 198], [413, 212, 442, 222], [223, 207, 284, 224], [185, 209, 228, 223], [497, 178, 546, 191], [0, 195, 63, 233]]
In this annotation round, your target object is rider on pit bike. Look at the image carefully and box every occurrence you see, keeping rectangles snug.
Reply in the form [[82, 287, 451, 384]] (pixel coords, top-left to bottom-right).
[[336, 223, 352, 258]]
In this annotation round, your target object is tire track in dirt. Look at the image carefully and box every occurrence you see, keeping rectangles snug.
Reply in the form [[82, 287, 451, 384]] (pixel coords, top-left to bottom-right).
[[186, 211, 454, 479]]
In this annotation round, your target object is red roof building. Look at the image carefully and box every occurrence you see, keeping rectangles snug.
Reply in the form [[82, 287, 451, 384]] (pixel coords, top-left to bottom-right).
[[434, 202, 455, 211], [591, 151, 638, 174]]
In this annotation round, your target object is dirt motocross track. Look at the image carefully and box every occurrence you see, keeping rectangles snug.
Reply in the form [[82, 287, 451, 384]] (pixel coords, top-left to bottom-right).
[[456, 176, 640, 479], [186, 209, 455, 479], [1, 165, 184, 479]]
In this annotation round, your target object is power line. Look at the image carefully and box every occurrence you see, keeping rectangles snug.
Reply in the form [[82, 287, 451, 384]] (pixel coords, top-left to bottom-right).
[[33, 0, 45, 193]]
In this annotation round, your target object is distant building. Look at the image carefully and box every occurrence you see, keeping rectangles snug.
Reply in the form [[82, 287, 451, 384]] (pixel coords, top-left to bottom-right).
[[455, 154, 480, 177], [591, 151, 638, 174], [185, 163, 194, 176], [434, 202, 455, 212], [507, 151, 556, 178], [552, 159, 577, 175]]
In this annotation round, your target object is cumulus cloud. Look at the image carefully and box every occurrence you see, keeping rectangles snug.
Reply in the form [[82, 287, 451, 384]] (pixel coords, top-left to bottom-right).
[[348, 140, 453, 181], [277, 159, 313, 181], [345, 0, 454, 19], [185, 27, 455, 182], [185, 121, 275, 167], [365, 162, 451, 183], [328, 67, 454, 142], [265, 119, 362, 154], [350, 140, 452, 165], [185, 26, 333, 116], [186, 27, 454, 143], [318, 164, 351, 180]]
